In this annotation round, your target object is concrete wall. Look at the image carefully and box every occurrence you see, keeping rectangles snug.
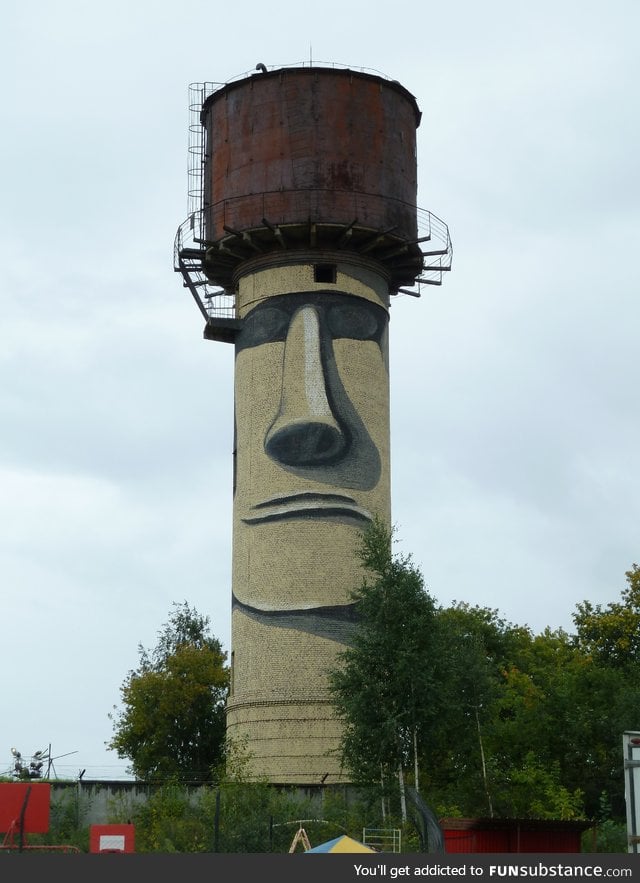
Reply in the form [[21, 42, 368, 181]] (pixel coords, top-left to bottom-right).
[[50, 780, 328, 827], [51, 781, 160, 826]]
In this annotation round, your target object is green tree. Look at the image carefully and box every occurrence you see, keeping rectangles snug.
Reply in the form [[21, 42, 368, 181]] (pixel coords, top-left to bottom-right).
[[108, 601, 229, 782], [330, 538, 640, 825], [424, 603, 517, 817], [472, 618, 638, 820], [573, 563, 640, 666], [420, 611, 593, 821], [327, 518, 440, 818]]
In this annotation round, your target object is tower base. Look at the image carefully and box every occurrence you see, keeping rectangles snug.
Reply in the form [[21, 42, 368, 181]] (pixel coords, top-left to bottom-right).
[[226, 612, 352, 785]]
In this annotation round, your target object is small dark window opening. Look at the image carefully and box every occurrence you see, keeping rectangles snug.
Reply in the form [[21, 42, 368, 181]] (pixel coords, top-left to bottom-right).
[[314, 263, 337, 284]]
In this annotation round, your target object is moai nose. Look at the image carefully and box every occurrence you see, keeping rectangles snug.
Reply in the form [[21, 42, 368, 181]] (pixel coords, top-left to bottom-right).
[[265, 305, 348, 466]]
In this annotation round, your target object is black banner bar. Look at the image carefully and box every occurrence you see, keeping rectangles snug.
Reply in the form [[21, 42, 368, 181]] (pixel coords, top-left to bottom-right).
[[0, 853, 638, 883]]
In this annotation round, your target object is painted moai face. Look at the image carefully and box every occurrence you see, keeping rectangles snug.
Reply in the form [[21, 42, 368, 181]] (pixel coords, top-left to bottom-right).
[[232, 284, 391, 639]]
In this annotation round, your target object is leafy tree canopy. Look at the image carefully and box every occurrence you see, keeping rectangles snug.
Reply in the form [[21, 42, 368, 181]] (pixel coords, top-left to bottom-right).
[[107, 601, 229, 783], [572, 563, 640, 666], [330, 523, 640, 825], [328, 517, 440, 794]]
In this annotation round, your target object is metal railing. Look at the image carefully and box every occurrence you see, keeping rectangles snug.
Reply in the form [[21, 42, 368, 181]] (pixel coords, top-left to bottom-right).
[[362, 827, 402, 853]]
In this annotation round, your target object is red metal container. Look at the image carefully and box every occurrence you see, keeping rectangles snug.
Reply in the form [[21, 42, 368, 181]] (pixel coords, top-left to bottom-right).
[[440, 818, 591, 853]]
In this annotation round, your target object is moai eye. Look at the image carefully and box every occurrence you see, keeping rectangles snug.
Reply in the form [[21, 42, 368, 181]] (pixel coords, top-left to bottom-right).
[[327, 302, 381, 341], [237, 306, 290, 349]]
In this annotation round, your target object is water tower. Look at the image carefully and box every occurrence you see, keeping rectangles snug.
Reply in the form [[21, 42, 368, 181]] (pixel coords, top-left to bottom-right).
[[174, 63, 452, 785]]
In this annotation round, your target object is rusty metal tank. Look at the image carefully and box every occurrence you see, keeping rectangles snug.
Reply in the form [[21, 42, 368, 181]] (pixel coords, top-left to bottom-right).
[[200, 66, 421, 265]]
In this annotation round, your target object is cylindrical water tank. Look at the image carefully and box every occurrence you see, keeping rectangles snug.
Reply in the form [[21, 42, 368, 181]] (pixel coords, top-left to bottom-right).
[[201, 66, 421, 245]]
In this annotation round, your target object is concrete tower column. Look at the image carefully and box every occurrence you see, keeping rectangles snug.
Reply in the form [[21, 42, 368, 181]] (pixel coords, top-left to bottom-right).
[[227, 255, 391, 783]]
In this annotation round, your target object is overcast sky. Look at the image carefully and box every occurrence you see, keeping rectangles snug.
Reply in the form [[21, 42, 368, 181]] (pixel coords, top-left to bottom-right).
[[2, 0, 639, 781]]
